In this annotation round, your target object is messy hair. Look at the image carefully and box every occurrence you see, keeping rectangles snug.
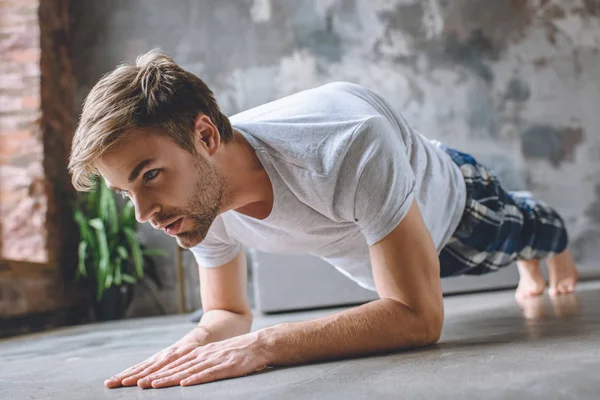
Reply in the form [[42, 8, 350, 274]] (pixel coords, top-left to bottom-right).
[[68, 49, 232, 191]]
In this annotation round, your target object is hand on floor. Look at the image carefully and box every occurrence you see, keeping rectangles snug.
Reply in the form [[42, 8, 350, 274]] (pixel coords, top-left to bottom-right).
[[105, 331, 270, 389], [104, 339, 200, 388]]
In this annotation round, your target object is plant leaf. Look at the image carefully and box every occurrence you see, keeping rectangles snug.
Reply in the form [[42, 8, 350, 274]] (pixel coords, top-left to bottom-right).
[[74, 208, 98, 257], [99, 180, 119, 235], [105, 268, 113, 288], [76, 210, 98, 276], [124, 227, 144, 279], [74, 209, 90, 239], [122, 273, 137, 284], [86, 181, 100, 217], [117, 246, 129, 260], [88, 218, 103, 230], [142, 248, 167, 257], [120, 200, 136, 229], [77, 241, 88, 278], [105, 255, 118, 289], [114, 258, 122, 286], [89, 218, 109, 302], [96, 282, 104, 302]]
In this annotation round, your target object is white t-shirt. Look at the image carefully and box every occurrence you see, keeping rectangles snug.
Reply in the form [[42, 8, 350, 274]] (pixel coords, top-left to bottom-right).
[[191, 82, 466, 291]]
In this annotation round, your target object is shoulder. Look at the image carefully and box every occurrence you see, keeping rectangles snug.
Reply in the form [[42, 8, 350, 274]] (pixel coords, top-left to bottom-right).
[[230, 82, 378, 124], [343, 115, 405, 165], [231, 83, 391, 177]]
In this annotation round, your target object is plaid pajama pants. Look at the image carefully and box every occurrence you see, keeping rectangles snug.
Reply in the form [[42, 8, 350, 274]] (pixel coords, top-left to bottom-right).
[[438, 145, 569, 277]]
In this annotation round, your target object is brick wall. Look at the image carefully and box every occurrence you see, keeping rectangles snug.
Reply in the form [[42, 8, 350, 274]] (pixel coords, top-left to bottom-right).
[[0, 0, 47, 263], [0, 0, 81, 329]]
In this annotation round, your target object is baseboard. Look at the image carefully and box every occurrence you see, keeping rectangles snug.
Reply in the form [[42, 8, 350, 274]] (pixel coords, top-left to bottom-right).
[[0, 305, 91, 339]]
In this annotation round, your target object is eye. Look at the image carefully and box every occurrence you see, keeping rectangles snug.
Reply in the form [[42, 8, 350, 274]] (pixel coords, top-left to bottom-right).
[[143, 169, 160, 183]]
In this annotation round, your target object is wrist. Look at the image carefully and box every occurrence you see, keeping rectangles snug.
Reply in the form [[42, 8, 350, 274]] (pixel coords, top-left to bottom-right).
[[178, 325, 211, 345], [255, 322, 288, 366]]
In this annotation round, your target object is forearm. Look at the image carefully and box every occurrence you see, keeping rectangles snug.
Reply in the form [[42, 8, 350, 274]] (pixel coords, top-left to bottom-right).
[[260, 298, 442, 366], [186, 309, 252, 344]]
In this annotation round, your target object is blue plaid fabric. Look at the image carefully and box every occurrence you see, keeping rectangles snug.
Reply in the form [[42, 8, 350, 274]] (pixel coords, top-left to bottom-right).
[[438, 145, 569, 277]]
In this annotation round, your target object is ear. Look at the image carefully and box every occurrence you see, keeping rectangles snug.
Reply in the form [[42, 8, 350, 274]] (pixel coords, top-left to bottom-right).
[[193, 114, 221, 156]]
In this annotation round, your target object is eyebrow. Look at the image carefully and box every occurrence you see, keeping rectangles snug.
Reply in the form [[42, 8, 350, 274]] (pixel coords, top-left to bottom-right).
[[106, 158, 155, 191]]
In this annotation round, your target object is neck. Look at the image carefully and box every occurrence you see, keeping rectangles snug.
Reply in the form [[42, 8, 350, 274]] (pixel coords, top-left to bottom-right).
[[214, 129, 273, 220]]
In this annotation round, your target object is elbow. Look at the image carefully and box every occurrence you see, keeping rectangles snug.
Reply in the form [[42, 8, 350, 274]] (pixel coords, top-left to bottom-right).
[[420, 312, 443, 346], [386, 299, 444, 347], [423, 323, 442, 346], [243, 311, 254, 329], [233, 308, 254, 331]]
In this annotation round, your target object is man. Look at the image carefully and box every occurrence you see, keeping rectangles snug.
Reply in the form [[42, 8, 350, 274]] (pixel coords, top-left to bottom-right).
[[68, 50, 578, 389]]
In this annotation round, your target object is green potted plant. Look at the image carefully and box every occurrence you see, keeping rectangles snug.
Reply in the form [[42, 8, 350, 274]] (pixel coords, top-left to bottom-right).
[[73, 177, 164, 321]]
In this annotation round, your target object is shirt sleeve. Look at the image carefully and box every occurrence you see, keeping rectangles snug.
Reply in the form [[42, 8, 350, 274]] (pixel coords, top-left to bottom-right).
[[335, 115, 416, 246], [189, 215, 242, 268]]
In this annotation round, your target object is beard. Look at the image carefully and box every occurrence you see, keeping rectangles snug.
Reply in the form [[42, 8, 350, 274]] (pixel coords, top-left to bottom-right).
[[158, 155, 225, 249]]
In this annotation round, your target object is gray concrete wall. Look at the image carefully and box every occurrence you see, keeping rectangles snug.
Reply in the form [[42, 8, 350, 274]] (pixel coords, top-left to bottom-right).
[[70, 0, 600, 316]]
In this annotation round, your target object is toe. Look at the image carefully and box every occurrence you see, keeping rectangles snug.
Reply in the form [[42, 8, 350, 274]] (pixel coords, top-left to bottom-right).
[[562, 283, 575, 294]]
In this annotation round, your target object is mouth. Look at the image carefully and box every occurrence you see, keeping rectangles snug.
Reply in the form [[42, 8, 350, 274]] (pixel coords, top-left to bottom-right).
[[163, 217, 183, 236]]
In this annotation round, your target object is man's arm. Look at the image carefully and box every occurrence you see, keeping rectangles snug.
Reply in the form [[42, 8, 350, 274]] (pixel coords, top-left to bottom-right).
[[261, 199, 443, 365], [191, 250, 253, 343], [141, 199, 443, 388]]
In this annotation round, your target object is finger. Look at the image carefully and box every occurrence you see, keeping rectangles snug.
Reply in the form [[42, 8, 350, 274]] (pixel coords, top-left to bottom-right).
[[154, 350, 198, 374], [135, 353, 198, 389], [112, 351, 164, 378], [105, 360, 155, 388], [122, 362, 172, 386], [151, 361, 218, 389], [136, 349, 200, 388], [143, 359, 198, 385], [180, 364, 235, 387], [108, 356, 156, 379], [122, 350, 189, 386]]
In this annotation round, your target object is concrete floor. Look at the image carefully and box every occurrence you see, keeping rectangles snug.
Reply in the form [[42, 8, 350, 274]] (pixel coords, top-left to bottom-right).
[[1, 281, 599, 400]]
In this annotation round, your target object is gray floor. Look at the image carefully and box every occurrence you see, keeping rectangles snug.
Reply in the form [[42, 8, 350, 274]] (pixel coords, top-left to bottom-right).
[[2, 282, 599, 400]]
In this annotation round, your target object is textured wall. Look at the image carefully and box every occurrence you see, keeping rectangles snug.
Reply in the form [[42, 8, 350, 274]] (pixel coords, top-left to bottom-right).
[[70, 0, 600, 314]]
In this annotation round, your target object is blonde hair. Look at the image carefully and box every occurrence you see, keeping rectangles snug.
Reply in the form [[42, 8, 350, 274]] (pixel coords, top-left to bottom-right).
[[68, 49, 232, 191]]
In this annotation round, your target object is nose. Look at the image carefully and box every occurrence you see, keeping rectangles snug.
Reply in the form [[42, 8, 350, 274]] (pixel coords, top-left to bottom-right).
[[131, 195, 160, 224]]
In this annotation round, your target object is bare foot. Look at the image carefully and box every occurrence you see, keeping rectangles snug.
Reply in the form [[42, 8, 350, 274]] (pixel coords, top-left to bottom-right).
[[515, 258, 546, 299], [547, 248, 578, 297]]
